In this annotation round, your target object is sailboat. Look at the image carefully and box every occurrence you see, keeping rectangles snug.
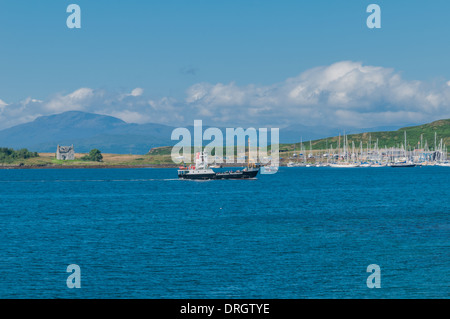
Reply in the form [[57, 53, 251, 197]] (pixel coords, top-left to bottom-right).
[[329, 132, 359, 167], [391, 131, 415, 167], [329, 162, 360, 168], [438, 162, 450, 167]]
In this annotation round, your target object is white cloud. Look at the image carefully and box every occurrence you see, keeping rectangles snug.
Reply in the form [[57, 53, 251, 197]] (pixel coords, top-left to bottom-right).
[[44, 88, 96, 112], [183, 61, 450, 127], [0, 61, 449, 130], [130, 88, 144, 97], [110, 110, 150, 124]]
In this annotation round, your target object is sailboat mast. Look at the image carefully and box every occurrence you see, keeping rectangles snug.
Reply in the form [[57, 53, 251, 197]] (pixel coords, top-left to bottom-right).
[[338, 133, 341, 163], [404, 131, 407, 161]]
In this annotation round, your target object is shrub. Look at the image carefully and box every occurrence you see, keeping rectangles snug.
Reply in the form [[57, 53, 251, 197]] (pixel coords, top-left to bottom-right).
[[81, 149, 103, 162], [0, 147, 39, 163]]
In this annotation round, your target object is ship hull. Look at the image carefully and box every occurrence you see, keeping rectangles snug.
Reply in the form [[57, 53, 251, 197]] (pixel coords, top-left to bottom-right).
[[178, 173, 216, 180], [215, 169, 259, 180], [178, 169, 259, 180], [390, 163, 416, 168], [329, 163, 359, 168]]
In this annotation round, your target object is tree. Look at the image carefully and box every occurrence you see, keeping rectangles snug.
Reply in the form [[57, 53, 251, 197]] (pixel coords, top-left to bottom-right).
[[81, 149, 103, 162], [0, 147, 39, 163], [89, 149, 103, 162]]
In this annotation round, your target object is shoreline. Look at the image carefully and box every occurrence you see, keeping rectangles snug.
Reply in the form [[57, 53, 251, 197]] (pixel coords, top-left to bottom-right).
[[0, 163, 257, 169], [0, 164, 180, 169]]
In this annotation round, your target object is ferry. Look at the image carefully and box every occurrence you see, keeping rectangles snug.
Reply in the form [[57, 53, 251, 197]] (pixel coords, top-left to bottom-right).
[[178, 151, 260, 180]]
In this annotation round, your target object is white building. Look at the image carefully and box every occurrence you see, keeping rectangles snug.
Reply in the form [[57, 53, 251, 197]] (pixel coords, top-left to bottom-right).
[[56, 145, 75, 160]]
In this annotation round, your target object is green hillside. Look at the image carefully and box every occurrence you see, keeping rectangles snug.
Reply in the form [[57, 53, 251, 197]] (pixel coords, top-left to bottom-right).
[[282, 119, 450, 151], [149, 119, 450, 156]]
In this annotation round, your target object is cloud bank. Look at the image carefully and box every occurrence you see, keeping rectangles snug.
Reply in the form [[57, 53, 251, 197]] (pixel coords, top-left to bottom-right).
[[1, 61, 449, 130]]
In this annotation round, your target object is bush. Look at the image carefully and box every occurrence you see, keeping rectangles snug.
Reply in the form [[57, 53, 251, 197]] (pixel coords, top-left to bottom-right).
[[81, 149, 103, 162], [0, 147, 39, 163]]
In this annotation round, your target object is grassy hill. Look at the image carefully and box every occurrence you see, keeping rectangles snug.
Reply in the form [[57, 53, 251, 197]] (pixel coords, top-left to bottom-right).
[[280, 119, 450, 151], [150, 119, 450, 156]]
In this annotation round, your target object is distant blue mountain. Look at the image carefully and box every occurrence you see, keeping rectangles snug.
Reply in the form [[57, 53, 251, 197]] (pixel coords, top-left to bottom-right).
[[0, 111, 175, 154], [0, 111, 410, 154]]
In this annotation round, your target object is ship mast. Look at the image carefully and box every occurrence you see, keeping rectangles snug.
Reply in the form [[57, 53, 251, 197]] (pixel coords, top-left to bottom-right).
[[404, 131, 407, 161], [338, 133, 341, 163], [248, 137, 250, 167]]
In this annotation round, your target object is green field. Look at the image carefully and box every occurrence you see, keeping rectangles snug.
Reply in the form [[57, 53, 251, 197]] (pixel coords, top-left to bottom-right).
[[0, 153, 175, 167]]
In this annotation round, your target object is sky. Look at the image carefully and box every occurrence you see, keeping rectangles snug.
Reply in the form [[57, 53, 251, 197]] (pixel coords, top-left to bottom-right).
[[0, 0, 450, 130]]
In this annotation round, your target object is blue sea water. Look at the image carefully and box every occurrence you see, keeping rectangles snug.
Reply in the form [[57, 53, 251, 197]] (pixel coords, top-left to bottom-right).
[[0, 167, 448, 299]]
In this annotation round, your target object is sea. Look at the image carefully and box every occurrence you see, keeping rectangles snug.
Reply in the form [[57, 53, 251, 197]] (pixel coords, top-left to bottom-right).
[[0, 167, 448, 299]]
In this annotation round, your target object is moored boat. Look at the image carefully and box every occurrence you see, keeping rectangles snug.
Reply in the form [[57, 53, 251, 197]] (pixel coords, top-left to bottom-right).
[[390, 161, 416, 168], [437, 162, 450, 167], [329, 163, 359, 168]]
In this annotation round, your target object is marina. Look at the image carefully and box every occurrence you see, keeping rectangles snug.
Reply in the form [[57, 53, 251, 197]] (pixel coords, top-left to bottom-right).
[[286, 131, 448, 168]]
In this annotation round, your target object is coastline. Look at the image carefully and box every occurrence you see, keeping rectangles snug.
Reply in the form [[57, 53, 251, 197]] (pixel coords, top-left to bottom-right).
[[0, 164, 180, 169], [0, 152, 270, 169], [0, 163, 255, 169]]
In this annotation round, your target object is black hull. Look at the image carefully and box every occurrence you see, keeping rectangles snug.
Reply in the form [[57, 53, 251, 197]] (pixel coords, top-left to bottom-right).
[[178, 169, 259, 180], [390, 164, 416, 168]]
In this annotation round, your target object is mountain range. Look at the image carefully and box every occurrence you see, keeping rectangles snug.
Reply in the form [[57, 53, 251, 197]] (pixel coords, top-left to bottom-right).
[[0, 111, 418, 154]]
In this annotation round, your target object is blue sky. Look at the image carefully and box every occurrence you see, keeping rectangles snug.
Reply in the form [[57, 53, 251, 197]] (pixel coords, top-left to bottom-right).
[[0, 0, 450, 129]]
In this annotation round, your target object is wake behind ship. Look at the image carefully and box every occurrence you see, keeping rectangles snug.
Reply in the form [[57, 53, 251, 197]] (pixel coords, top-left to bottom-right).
[[178, 152, 260, 180]]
